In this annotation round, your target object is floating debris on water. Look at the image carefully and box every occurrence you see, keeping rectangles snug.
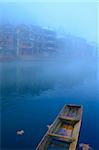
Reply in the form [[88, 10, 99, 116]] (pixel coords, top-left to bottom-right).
[[79, 143, 94, 150], [16, 130, 24, 136]]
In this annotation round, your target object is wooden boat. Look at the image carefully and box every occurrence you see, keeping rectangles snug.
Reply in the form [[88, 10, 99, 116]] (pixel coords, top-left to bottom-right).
[[36, 104, 83, 150]]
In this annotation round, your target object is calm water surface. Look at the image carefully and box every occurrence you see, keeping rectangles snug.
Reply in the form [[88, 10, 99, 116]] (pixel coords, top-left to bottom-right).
[[1, 60, 99, 150]]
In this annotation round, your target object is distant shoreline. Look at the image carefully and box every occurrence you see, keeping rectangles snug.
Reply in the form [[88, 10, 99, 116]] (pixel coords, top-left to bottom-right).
[[0, 55, 96, 63]]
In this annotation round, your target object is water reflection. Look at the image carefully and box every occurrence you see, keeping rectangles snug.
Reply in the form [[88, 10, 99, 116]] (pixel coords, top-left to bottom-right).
[[1, 59, 97, 97], [1, 60, 98, 150]]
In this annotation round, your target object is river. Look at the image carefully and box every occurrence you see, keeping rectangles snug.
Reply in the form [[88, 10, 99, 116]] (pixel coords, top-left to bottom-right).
[[1, 59, 99, 150]]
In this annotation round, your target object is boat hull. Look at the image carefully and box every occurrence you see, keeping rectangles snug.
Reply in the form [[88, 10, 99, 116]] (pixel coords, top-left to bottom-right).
[[36, 104, 83, 150]]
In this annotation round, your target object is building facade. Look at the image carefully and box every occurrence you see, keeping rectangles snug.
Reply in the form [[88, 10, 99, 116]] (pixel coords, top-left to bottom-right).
[[0, 24, 16, 57]]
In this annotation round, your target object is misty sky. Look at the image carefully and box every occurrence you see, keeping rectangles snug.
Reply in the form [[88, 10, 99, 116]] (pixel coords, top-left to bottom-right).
[[0, 0, 98, 43]]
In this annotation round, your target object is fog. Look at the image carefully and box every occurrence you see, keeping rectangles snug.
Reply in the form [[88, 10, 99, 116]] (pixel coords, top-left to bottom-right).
[[0, 2, 99, 150], [0, 1, 97, 42], [0, 1, 98, 101], [1, 58, 97, 101], [0, 1, 97, 100]]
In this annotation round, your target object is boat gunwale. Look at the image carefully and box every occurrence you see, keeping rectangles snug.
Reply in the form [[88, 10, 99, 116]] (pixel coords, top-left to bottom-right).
[[36, 104, 83, 150]]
